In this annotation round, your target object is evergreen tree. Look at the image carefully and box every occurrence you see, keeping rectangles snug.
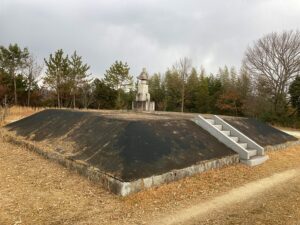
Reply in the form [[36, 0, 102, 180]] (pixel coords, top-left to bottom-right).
[[165, 69, 182, 111], [289, 76, 300, 116], [69, 51, 90, 108], [236, 68, 252, 115], [218, 65, 230, 90], [79, 80, 93, 109], [197, 68, 210, 113], [230, 66, 237, 86], [44, 49, 70, 108], [237, 68, 252, 100], [148, 73, 166, 110], [216, 66, 244, 115], [207, 74, 223, 113], [104, 61, 132, 109], [0, 44, 29, 104], [185, 68, 200, 112]]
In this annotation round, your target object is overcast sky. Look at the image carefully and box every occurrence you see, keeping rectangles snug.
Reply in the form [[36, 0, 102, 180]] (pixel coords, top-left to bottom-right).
[[1, 0, 300, 78]]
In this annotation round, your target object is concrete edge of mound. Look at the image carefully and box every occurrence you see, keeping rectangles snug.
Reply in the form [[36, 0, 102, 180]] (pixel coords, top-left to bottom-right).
[[2, 130, 300, 196], [265, 140, 300, 151], [1, 130, 240, 196]]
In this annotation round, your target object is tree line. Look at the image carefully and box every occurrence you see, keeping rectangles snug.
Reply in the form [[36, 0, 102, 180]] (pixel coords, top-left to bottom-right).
[[0, 30, 299, 126]]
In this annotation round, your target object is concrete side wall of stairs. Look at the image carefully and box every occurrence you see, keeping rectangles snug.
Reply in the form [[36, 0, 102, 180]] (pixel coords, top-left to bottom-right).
[[192, 115, 269, 166], [213, 115, 264, 156]]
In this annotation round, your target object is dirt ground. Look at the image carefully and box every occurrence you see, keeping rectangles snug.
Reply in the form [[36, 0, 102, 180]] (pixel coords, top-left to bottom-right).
[[1, 137, 300, 225], [1, 108, 300, 224], [159, 168, 300, 225], [186, 174, 300, 225]]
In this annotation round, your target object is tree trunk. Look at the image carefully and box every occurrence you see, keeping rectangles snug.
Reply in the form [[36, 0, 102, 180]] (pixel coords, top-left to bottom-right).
[[4, 95, 7, 107], [73, 93, 76, 109], [27, 90, 31, 106], [27, 79, 31, 106], [13, 75, 17, 105], [57, 90, 61, 108], [117, 89, 121, 109], [181, 82, 185, 112], [83, 91, 87, 109]]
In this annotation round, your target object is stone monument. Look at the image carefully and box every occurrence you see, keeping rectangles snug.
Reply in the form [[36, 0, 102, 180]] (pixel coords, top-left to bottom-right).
[[132, 68, 155, 112]]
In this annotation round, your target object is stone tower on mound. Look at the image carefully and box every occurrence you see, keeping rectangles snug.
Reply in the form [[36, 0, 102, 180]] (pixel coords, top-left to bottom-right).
[[132, 68, 155, 112]]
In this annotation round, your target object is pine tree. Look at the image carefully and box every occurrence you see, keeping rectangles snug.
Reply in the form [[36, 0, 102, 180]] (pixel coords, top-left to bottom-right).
[[104, 61, 132, 109], [0, 44, 29, 104], [185, 68, 200, 112], [44, 49, 70, 108], [69, 51, 90, 108], [207, 74, 223, 113], [148, 73, 166, 110], [218, 65, 230, 90], [165, 69, 182, 111], [197, 68, 210, 113]]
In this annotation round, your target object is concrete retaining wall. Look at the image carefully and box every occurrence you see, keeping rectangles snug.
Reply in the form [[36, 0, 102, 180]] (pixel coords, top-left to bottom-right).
[[265, 140, 300, 152], [119, 153, 240, 196], [2, 132, 125, 195], [2, 131, 239, 196], [3, 130, 299, 196]]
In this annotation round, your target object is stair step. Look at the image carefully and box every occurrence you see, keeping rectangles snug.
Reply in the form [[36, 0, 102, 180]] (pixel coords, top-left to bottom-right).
[[247, 149, 257, 157], [194, 114, 267, 167], [240, 155, 269, 166], [238, 142, 248, 148], [222, 130, 230, 136], [214, 124, 222, 130], [229, 136, 239, 142], [206, 119, 215, 125]]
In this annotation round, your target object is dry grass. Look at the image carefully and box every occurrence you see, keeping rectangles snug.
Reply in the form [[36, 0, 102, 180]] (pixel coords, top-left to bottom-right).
[[188, 174, 300, 225], [0, 106, 43, 126], [1, 135, 300, 224], [1, 107, 300, 224]]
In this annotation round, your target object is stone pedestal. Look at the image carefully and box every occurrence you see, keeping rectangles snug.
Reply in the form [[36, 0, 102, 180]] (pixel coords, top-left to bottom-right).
[[132, 101, 155, 112]]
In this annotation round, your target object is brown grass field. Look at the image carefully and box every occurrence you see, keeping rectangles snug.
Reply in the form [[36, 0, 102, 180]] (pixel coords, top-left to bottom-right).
[[1, 107, 300, 225]]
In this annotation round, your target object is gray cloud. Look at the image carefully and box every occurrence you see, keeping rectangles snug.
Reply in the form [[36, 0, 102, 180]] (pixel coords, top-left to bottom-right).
[[1, 0, 300, 78]]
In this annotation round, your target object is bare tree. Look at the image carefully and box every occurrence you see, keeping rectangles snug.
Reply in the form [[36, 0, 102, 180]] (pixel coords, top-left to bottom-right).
[[243, 30, 300, 113], [173, 57, 192, 112], [25, 55, 43, 106]]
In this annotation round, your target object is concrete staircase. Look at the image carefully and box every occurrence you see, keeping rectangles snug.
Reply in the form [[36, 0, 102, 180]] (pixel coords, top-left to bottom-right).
[[192, 115, 269, 166]]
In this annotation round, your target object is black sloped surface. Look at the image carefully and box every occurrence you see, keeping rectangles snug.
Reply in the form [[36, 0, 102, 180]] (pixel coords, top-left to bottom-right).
[[224, 117, 298, 146], [5, 109, 235, 181]]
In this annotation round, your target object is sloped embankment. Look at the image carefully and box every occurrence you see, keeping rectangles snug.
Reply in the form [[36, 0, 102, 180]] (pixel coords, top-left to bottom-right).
[[5, 109, 235, 182], [224, 117, 297, 146]]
